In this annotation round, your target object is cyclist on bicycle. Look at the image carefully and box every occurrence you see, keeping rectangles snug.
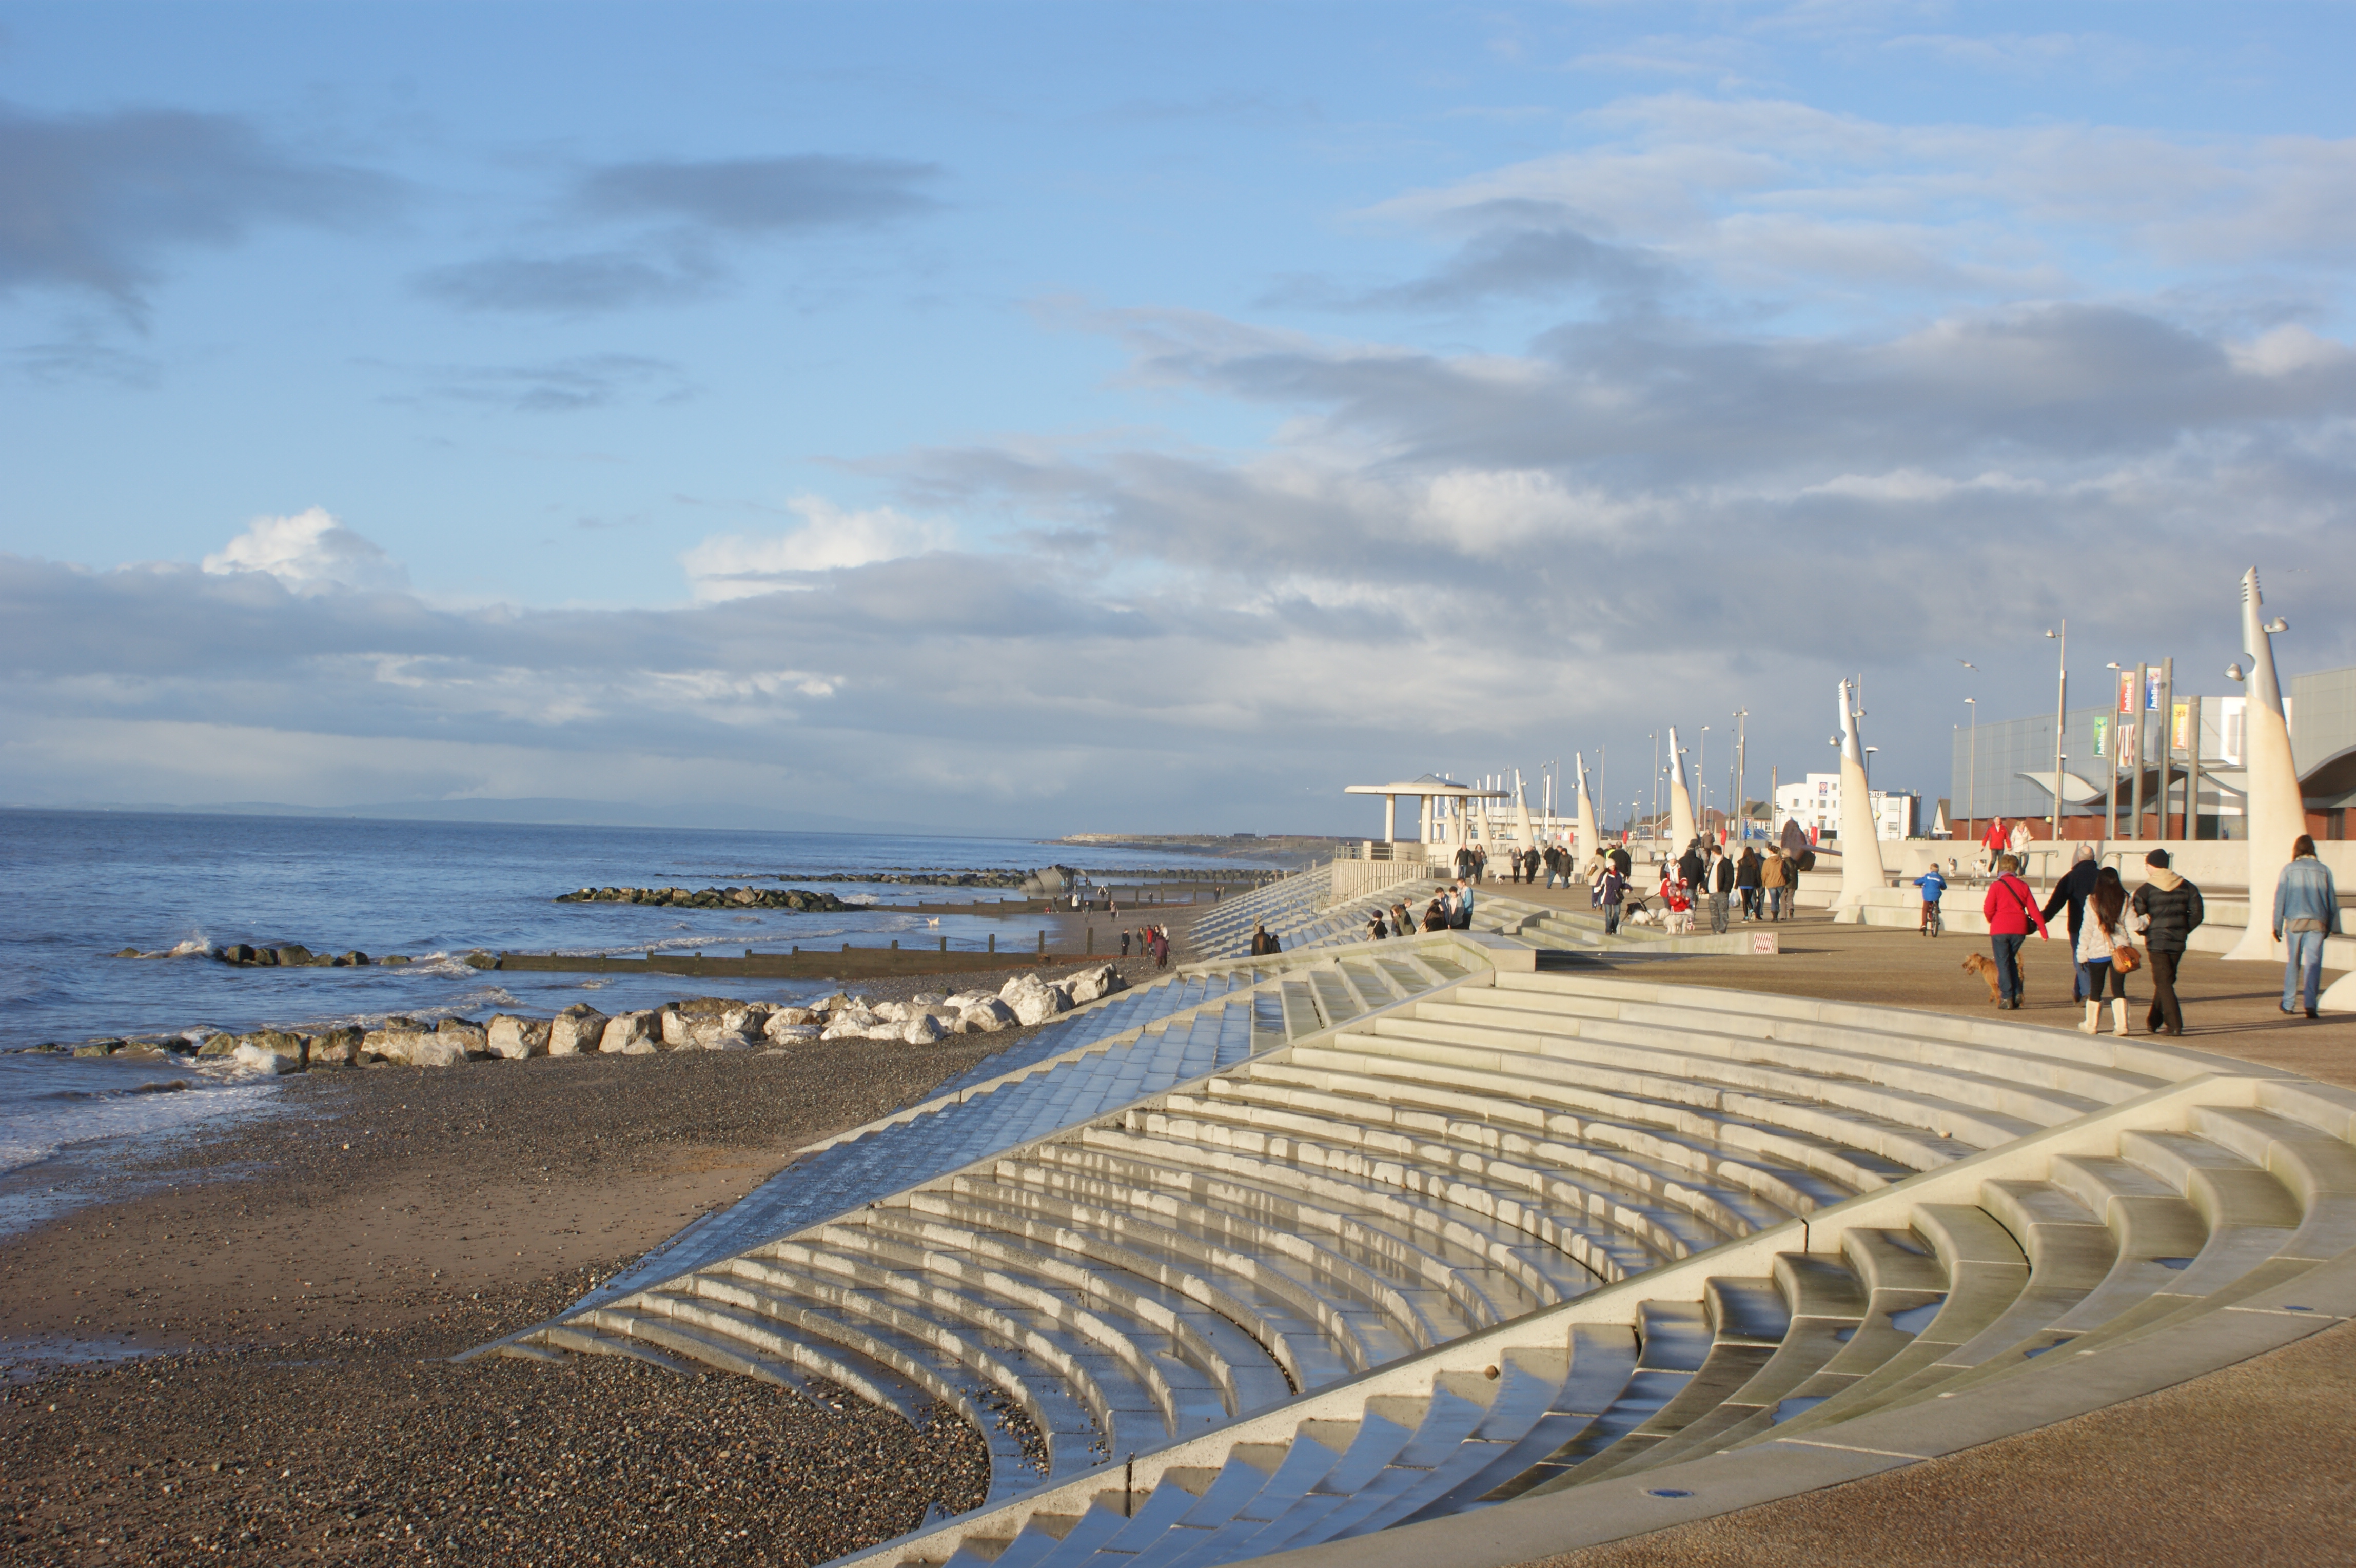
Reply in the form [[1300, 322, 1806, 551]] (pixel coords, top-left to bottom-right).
[[1913, 862, 1949, 937]]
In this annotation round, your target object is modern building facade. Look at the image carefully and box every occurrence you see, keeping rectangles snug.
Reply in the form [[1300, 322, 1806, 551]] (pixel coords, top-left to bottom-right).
[[1773, 772, 1917, 841], [1951, 661, 2356, 840]]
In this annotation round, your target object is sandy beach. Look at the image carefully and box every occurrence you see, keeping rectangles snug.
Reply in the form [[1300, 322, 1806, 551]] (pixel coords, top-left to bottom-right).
[[0, 962, 1134, 1565]]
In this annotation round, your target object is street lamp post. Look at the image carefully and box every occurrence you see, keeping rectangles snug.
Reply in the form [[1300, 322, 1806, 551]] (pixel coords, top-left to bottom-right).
[[2045, 622, 2068, 845], [1965, 697, 1977, 841], [1698, 727, 1710, 837], [1731, 709, 1749, 841], [2129, 660, 2149, 840]]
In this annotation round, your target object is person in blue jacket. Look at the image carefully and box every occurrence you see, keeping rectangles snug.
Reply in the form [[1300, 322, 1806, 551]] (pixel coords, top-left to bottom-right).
[[1913, 861, 1948, 936]]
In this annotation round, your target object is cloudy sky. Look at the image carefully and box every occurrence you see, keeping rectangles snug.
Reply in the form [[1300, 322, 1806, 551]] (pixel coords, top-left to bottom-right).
[[5, 1, 2354, 836]]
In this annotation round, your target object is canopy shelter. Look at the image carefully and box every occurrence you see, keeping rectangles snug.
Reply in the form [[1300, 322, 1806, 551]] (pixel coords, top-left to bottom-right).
[[1345, 775, 1509, 844]]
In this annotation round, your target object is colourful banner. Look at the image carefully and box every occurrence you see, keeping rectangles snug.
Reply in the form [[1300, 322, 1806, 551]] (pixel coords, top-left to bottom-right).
[[2172, 702, 2190, 751], [2092, 715, 2108, 757], [2118, 671, 2136, 714], [2118, 715, 2138, 767], [2147, 672, 2164, 712]]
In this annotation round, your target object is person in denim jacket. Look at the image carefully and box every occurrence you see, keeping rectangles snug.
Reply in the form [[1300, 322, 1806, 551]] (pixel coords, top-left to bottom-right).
[[2273, 835, 2342, 1019]]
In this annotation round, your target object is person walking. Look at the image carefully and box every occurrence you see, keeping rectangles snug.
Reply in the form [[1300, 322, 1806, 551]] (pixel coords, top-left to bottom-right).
[[2273, 834, 2341, 1020], [1981, 853, 2050, 1009], [1913, 860, 1947, 935], [1760, 846, 1786, 920], [1451, 877, 1476, 930], [2043, 844, 2102, 1000], [1707, 845, 1733, 934], [1601, 863, 1628, 935], [1979, 817, 2009, 877], [2076, 865, 2134, 1037], [1609, 842, 1633, 881], [1735, 845, 1763, 920], [1247, 922, 1271, 957], [1391, 900, 1413, 939], [1677, 842, 1705, 909], [1120, 928, 1132, 958], [2131, 849, 2203, 1036]]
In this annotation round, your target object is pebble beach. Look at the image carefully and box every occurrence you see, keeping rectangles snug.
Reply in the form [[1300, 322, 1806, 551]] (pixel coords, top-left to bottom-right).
[[0, 964, 1131, 1564]]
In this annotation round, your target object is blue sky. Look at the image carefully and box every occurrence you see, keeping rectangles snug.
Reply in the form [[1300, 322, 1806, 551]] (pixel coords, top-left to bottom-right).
[[5, 1, 2354, 834]]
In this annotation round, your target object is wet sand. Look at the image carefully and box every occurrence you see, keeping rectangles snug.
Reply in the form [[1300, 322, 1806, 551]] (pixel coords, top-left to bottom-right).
[[0, 963, 1120, 1565]]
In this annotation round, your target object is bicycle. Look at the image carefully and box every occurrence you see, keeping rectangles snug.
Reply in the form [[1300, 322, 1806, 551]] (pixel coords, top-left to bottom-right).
[[1922, 901, 1945, 938]]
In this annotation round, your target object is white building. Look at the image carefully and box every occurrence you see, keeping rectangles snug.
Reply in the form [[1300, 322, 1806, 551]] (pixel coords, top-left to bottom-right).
[[1774, 772, 1918, 841]]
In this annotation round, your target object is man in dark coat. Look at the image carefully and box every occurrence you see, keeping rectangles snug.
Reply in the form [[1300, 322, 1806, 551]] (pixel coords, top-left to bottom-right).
[[1609, 844, 1633, 880], [2042, 844, 2103, 999], [2131, 849, 2204, 1035], [1735, 847, 1764, 919], [1678, 844, 1705, 904]]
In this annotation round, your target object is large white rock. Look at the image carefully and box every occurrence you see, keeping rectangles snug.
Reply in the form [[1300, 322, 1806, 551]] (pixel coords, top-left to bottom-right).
[[365, 1029, 472, 1068], [598, 1011, 661, 1054], [765, 1006, 817, 1028], [548, 1005, 608, 1056], [957, 997, 1017, 1033], [1064, 964, 1125, 1005], [1002, 976, 1069, 1026], [766, 1023, 821, 1044], [820, 1015, 872, 1041], [901, 1014, 947, 1045], [485, 1014, 552, 1060], [869, 1000, 910, 1023]]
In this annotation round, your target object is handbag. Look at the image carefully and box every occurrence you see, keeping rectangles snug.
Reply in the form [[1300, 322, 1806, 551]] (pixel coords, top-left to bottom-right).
[[2112, 943, 2143, 974]]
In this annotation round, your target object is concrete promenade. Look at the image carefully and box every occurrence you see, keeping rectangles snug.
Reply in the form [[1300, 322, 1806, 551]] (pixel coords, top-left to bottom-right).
[[1480, 894, 2356, 1567]]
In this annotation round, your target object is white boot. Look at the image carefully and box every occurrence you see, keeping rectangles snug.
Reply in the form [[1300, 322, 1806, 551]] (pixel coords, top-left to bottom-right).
[[2077, 1000, 2100, 1034], [2111, 997, 2129, 1037]]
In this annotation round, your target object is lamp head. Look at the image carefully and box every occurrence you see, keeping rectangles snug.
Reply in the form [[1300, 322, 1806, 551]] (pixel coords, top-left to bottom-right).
[[2227, 661, 2246, 683], [2265, 617, 2289, 635]]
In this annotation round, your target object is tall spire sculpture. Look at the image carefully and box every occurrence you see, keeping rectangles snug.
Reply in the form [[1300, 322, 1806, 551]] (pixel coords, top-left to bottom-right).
[[1574, 753, 1600, 867], [1832, 678, 1888, 919], [2226, 569, 2306, 963], [1666, 725, 1697, 849]]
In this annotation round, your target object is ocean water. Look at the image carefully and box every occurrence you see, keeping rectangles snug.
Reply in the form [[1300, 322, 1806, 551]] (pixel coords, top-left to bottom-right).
[[0, 809, 1278, 1213]]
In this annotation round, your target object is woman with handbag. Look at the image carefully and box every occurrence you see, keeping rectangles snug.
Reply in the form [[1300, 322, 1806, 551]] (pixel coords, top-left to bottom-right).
[[2076, 866, 2136, 1036]]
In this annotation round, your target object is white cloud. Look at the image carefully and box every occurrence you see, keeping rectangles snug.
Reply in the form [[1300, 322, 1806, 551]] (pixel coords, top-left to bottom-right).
[[200, 506, 408, 595], [679, 495, 954, 602]]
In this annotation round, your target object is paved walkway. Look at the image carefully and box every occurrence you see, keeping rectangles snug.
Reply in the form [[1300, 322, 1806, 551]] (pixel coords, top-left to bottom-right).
[[1563, 903, 2356, 1090]]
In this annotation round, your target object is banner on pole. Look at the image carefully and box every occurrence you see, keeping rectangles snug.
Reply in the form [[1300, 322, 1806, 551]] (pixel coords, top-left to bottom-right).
[[2092, 715, 2108, 757], [2117, 671, 2136, 714], [2146, 672, 2164, 712], [2172, 702, 2190, 751]]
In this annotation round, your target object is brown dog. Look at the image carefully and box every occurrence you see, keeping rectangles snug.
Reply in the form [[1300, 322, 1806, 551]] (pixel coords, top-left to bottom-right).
[[1961, 951, 2006, 1004]]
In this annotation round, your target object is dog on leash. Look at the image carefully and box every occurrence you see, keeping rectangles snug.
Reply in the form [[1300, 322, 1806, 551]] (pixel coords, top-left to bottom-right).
[[1960, 951, 2012, 1005]]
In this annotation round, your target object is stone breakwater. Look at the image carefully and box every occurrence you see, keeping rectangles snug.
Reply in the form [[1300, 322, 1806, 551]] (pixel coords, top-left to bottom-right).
[[29, 965, 1128, 1076], [557, 886, 855, 910]]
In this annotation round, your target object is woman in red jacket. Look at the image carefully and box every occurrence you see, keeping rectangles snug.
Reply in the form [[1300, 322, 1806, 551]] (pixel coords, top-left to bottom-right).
[[1981, 852, 2050, 1009]]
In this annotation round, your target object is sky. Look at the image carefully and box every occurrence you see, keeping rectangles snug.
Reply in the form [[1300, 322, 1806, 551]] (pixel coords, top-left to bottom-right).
[[5, 0, 2355, 837]]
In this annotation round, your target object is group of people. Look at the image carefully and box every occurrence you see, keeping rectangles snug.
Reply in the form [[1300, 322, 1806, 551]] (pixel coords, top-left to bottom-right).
[[1967, 834, 2341, 1034], [1120, 924, 1173, 968], [1365, 880, 1479, 939], [1584, 838, 1802, 934]]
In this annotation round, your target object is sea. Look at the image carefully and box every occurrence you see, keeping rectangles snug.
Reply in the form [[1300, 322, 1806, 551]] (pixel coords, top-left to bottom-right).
[[0, 808, 1282, 1233]]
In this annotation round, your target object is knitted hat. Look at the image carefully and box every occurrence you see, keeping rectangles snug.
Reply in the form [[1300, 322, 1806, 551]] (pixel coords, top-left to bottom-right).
[[2146, 848, 2170, 867]]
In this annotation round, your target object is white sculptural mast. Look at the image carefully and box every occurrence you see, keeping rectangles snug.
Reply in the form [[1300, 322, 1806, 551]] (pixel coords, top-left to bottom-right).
[[1514, 774, 1538, 856], [2227, 568, 2305, 964], [1666, 725, 1698, 849], [1833, 679, 1888, 918], [1574, 753, 1600, 867]]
